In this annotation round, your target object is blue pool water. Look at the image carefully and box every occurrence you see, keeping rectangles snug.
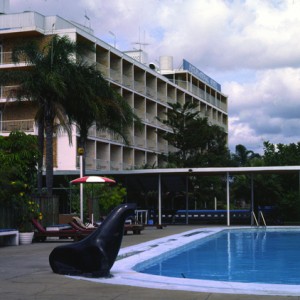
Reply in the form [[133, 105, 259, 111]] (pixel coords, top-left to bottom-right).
[[137, 229, 300, 285]]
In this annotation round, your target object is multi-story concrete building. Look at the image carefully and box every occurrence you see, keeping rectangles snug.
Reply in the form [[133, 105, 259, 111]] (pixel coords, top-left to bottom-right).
[[0, 11, 228, 175]]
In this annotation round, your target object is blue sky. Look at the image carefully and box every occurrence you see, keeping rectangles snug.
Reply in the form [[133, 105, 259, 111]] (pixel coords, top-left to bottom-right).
[[9, 0, 300, 154]]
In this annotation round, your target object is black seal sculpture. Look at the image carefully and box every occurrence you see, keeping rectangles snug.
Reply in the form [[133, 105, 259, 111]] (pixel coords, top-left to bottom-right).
[[49, 203, 136, 277]]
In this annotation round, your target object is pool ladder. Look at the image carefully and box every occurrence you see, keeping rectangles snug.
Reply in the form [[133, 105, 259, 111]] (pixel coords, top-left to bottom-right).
[[252, 211, 267, 227]]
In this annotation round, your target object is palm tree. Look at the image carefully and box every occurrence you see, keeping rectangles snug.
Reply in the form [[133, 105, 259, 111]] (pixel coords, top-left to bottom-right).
[[233, 144, 260, 166], [0, 36, 96, 195], [0, 35, 139, 195], [5, 36, 75, 196]]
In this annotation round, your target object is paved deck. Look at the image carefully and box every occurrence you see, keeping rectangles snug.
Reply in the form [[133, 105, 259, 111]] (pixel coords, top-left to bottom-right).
[[0, 225, 298, 300]]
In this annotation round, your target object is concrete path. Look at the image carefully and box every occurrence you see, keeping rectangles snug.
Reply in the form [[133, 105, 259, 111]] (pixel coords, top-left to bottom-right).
[[0, 225, 298, 300]]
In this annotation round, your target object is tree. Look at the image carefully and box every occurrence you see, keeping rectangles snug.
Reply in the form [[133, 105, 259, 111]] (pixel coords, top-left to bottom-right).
[[0, 131, 39, 195], [263, 141, 300, 166], [198, 123, 230, 167], [158, 101, 229, 167], [0, 35, 139, 195], [0, 131, 40, 228], [70, 182, 127, 220], [0, 36, 74, 196], [158, 101, 230, 209], [232, 144, 261, 167], [262, 141, 300, 221]]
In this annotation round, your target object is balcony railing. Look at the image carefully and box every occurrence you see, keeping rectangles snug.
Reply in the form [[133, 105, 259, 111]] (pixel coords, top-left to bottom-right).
[[110, 68, 121, 83], [122, 162, 134, 170], [157, 142, 168, 153], [145, 113, 157, 125], [75, 158, 116, 171], [96, 159, 110, 170], [95, 62, 109, 77], [134, 81, 145, 94], [110, 132, 124, 143], [122, 74, 133, 88], [157, 91, 167, 103], [146, 139, 157, 150], [0, 119, 35, 133], [77, 156, 150, 171], [0, 51, 29, 66], [134, 108, 145, 120], [134, 136, 145, 148], [0, 52, 13, 64], [110, 160, 122, 171], [146, 86, 155, 98], [0, 85, 20, 99], [156, 119, 169, 130]]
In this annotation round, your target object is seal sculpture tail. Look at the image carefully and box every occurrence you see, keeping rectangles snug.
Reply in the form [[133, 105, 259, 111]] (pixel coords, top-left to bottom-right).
[[49, 203, 136, 277]]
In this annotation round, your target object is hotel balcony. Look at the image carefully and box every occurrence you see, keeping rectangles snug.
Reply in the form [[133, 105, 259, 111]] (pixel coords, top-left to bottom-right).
[[0, 51, 27, 67], [0, 85, 21, 100], [0, 119, 35, 133]]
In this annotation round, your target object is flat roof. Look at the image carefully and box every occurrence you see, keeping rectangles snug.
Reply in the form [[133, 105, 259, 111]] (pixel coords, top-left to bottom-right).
[[54, 166, 300, 177]]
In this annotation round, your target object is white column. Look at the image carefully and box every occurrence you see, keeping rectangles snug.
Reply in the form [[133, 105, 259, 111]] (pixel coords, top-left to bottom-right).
[[226, 172, 230, 226], [158, 174, 162, 225], [80, 155, 84, 220]]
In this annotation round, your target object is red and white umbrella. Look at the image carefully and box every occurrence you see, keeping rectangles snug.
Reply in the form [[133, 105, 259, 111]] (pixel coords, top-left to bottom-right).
[[70, 176, 116, 222], [71, 176, 116, 185]]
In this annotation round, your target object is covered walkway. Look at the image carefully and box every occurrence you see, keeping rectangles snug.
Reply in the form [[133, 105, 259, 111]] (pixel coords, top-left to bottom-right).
[[56, 166, 300, 226]]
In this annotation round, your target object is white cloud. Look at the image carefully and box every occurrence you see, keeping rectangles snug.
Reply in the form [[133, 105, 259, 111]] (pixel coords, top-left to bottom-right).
[[224, 67, 300, 153], [8, 0, 300, 154]]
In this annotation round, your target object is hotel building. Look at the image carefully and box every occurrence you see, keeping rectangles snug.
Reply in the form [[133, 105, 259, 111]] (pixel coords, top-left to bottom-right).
[[0, 11, 228, 175]]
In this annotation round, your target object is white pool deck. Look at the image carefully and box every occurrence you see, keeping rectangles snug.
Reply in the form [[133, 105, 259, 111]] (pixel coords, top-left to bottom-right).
[[71, 226, 300, 296]]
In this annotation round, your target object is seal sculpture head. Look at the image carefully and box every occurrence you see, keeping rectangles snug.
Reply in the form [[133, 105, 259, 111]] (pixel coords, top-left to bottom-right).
[[49, 203, 136, 277]]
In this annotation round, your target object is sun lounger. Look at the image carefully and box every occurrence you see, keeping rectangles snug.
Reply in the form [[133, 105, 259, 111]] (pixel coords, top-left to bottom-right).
[[124, 223, 144, 235], [31, 219, 88, 241], [68, 221, 95, 232], [72, 216, 143, 235], [72, 216, 97, 230]]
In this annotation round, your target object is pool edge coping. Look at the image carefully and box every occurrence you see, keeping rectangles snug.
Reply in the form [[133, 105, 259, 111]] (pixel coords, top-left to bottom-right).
[[70, 226, 300, 296]]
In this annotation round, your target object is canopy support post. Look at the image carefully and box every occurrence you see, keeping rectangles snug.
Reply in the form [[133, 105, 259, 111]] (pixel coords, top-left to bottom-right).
[[158, 174, 162, 226], [226, 172, 230, 226], [251, 173, 254, 226]]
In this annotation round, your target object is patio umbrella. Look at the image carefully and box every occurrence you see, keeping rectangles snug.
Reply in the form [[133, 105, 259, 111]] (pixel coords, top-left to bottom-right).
[[71, 176, 116, 185], [70, 176, 116, 222]]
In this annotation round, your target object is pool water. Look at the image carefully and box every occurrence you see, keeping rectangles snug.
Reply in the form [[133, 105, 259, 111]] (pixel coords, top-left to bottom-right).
[[138, 229, 300, 285]]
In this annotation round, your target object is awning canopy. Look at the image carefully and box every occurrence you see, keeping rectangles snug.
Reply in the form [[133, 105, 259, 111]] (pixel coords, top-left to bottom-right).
[[57, 166, 300, 226]]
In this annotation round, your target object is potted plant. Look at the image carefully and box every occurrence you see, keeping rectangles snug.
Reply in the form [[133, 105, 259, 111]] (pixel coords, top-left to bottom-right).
[[13, 184, 43, 244], [18, 199, 43, 244]]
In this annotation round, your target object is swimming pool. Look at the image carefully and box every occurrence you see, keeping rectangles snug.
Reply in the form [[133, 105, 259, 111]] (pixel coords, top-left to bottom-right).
[[137, 228, 300, 285], [71, 227, 300, 296]]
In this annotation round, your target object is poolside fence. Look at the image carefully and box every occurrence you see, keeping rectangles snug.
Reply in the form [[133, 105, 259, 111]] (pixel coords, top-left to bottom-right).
[[0, 195, 59, 229]]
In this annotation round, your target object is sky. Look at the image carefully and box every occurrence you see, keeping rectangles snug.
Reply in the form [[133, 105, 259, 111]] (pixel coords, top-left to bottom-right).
[[8, 0, 300, 154]]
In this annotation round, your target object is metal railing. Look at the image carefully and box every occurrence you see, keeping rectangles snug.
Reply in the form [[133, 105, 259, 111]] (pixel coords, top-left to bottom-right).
[[252, 211, 259, 226], [252, 211, 267, 227], [259, 211, 267, 227], [0, 85, 20, 99], [0, 119, 35, 133]]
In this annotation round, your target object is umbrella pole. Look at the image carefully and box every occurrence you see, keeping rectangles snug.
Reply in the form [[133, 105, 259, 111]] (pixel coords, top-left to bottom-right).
[[80, 155, 84, 220], [80, 184, 83, 220]]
